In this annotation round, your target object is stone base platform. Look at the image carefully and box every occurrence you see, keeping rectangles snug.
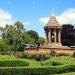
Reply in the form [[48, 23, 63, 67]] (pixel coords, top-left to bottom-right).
[[26, 47, 75, 53], [44, 43, 70, 49]]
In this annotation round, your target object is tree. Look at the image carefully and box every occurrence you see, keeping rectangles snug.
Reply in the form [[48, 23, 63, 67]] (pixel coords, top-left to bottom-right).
[[14, 21, 24, 43], [22, 33, 35, 44], [0, 21, 37, 51], [38, 37, 45, 46], [5, 25, 15, 45], [61, 24, 75, 46], [14, 21, 24, 31], [0, 27, 5, 39], [0, 21, 41, 51], [26, 30, 39, 44], [0, 39, 8, 52]]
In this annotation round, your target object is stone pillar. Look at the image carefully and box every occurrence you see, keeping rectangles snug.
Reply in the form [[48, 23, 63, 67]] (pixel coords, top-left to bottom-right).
[[45, 29, 48, 44], [54, 29, 56, 43], [48, 29, 51, 43], [45, 32, 48, 44], [58, 29, 61, 43]]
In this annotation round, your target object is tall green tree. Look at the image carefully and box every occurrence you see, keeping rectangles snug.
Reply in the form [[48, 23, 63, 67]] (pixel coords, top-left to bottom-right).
[[0, 21, 36, 51], [0, 27, 5, 39], [14, 21, 24, 42], [26, 30, 39, 44], [38, 37, 45, 46], [0, 39, 8, 52]]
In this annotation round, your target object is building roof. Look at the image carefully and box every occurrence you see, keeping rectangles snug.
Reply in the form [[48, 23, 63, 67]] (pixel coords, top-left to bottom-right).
[[45, 16, 60, 28]]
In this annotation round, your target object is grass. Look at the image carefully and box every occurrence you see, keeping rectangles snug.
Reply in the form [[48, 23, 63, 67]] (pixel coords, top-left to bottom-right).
[[21, 59, 42, 67], [0, 55, 75, 67], [54, 72, 75, 75], [0, 55, 16, 59], [0, 55, 75, 74]]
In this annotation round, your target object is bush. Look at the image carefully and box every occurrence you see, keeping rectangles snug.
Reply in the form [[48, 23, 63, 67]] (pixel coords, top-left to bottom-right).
[[51, 61, 62, 66], [72, 52, 75, 58], [0, 60, 29, 67], [0, 65, 75, 75], [50, 51, 57, 57], [57, 53, 70, 56], [41, 60, 63, 66], [17, 52, 50, 61]]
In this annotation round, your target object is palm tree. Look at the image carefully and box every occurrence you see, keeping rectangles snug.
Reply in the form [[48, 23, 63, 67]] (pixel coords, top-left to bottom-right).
[[0, 27, 5, 39]]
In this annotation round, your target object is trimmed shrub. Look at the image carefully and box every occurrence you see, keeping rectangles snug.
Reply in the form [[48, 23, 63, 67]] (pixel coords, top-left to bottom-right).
[[57, 53, 70, 56], [51, 61, 62, 66], [41, 60, 63, 66], [0, 65, 75, 75], [18, 52, 50, 61], [50, 51, 57, 57], [0, 60, 29, 67], [72, 52, 75, 58]]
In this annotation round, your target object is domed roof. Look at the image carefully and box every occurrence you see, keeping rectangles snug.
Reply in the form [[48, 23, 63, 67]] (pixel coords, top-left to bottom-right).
[[45, 16, 60, 28]]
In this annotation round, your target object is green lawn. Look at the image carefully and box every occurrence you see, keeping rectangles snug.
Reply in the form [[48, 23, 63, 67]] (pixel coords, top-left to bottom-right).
[[54, 72, 75, 75], [0, 55, 75, 75], [0, 55, 75, 67]]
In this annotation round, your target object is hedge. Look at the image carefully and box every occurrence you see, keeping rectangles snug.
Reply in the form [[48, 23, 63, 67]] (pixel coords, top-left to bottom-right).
[[0, 60, 29, 67], [0, 65, 75, 75], [72, 52, 75, 57]]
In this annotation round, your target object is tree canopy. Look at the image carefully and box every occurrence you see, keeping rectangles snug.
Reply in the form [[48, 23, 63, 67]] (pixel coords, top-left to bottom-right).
[[0, 21, 75, 52], [26, 30, 39, 44], [38, 37, 45, 46], [0, 21, 38, 51], [61, 24, 75, 46]]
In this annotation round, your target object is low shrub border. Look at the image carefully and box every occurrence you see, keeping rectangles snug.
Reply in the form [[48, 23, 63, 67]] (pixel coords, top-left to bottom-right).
[[0, 65, 75, 75], [0, 60, 29, 67]]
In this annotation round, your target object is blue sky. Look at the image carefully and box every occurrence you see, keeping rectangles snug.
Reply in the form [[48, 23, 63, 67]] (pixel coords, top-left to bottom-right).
[[0, 0, 75, 37]]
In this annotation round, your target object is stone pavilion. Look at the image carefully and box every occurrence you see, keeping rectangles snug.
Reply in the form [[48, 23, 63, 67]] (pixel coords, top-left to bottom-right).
[[44, 14, 62, 48]]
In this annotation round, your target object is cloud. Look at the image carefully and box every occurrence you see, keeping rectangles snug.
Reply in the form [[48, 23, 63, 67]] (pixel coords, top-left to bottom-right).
[[0, 8, 29, 28], [39, 17, 49, 25], [57, 8, 75, 24], [0, 8, 13, 27], [39, 8, 75, 25]]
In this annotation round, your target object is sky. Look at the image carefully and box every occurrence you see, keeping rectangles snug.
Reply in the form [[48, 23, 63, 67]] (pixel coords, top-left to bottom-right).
[[0, 0, 75, 37]]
